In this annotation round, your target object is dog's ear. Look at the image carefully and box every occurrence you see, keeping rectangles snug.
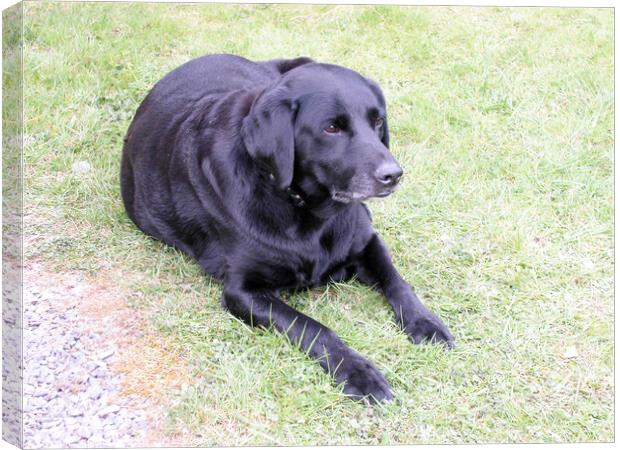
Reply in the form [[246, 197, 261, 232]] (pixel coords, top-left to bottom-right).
[[241, 85, 296, 190], [268, 56, 315, 74]]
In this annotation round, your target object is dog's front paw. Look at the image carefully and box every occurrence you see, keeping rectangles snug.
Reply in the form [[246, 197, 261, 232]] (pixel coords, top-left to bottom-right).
[[334, 353, 393, 403], [405, 311, 454, 349]]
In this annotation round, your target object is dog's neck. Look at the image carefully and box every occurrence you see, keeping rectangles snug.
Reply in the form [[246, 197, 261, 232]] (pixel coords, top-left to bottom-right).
[[285, 181, 353, 220], [260, 170, 352, 220]]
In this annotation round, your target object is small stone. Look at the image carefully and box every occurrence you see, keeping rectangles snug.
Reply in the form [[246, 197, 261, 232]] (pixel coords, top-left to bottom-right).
[[87, 384, 103, 400], [45, 390, 60, 402], [98, 405, 121, 417], [40, 421, 56, 429], [105, 432, 119, 443], [33, 388, 48, 397], [65, 417, 79, 426], [90, 431, 104, 443], [92, 367, 107, 378], [78, 426, 92, 439], [50, 428, 65, 441], [94, 359, 107, 368], [64, 435, 80, 445], [68, 407, 84, 417], [98, 349, 115, 360], [71, 160, 91, 174], [563, 346, 578, 359]]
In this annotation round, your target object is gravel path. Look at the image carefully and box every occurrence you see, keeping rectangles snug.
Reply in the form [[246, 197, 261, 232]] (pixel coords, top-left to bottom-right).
[[3, 259, 23, 447], [23, 263, 153, 448]]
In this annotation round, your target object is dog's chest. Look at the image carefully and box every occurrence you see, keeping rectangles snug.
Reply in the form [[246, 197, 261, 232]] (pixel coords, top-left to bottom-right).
[[240, 206, 368, 290], [285, 225, 355, 289]]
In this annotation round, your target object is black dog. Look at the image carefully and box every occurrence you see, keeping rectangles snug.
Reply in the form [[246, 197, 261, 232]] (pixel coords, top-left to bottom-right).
[[121, 54, 453, 402]]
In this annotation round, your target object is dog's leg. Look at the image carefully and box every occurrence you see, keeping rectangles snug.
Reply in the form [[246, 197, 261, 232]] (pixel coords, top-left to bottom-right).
[[221, 284, 393, 403], [357, 234, 454, 348]]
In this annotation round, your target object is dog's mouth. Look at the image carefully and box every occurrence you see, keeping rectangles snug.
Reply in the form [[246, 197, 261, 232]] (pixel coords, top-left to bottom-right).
[[374, 190, 393, 198], [331, 188, 396, 203]]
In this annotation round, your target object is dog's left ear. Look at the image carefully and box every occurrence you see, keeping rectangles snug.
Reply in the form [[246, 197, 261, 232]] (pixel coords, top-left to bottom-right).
[[241, 85, 296, 190]]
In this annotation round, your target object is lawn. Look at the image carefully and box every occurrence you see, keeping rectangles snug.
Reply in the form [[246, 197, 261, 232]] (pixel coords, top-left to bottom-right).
[[21, 2, 613, 445]]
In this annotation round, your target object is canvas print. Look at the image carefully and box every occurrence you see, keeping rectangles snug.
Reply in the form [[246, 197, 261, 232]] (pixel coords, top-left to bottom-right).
[[2, 2, 614, 448]]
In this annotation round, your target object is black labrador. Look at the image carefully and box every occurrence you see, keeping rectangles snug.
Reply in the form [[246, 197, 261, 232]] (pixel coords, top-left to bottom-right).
[[121, 54, 453, 402]]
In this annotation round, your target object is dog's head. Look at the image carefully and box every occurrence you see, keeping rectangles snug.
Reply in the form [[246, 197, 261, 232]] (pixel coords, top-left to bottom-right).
[[241, 62, 402, 205]]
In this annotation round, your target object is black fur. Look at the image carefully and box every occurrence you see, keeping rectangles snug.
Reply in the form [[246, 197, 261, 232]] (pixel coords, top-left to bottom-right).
[[121, 54, 453, 403]]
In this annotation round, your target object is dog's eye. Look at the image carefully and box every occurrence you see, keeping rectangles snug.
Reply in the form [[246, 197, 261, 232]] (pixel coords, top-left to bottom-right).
[[324, 123, 340, 134], [375, 118, 384, 128]]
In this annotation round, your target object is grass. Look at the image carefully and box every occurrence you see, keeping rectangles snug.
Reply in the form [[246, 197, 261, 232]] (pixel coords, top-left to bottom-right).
[[20, 2, 613, 445]]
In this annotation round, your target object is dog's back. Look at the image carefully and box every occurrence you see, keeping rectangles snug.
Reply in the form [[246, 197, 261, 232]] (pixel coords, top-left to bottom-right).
[[148, 54, 277, 103], [125, 54, 312, 132]]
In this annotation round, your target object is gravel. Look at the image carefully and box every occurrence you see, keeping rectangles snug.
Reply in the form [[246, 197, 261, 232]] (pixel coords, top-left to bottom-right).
[[23, 268, 151, 448], [3, 259, 23, 447]]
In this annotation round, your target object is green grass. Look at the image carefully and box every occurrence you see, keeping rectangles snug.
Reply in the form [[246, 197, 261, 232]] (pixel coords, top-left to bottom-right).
[[21, 2, 613, 444]]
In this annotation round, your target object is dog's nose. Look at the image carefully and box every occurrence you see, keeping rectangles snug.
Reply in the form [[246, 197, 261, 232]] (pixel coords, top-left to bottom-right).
[[375, 163, 403, 187]]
